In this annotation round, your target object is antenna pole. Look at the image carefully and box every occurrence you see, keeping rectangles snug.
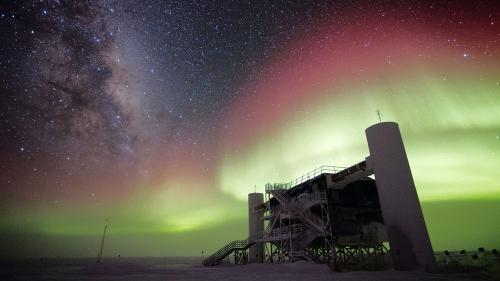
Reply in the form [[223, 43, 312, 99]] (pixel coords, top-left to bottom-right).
[[376, 110, 382, 123], [96, 218, 109, 264]]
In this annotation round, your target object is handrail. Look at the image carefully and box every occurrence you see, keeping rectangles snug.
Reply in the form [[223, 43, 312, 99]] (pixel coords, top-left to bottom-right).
[[265, 165, 345, 192], [261, 223, 304, 241], [202, 238, 254, 266]]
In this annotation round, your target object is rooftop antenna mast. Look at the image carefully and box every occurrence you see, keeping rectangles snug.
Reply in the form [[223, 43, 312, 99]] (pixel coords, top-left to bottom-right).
[[376, 110, 382, 123], [96, 218, 109, 264]]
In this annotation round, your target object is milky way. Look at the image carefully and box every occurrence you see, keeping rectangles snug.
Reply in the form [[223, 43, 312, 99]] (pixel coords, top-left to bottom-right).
[[0, 1, 499, 257]]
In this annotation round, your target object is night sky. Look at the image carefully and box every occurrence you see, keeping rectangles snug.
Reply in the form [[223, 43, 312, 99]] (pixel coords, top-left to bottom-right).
[[1, 1, 499, 258]]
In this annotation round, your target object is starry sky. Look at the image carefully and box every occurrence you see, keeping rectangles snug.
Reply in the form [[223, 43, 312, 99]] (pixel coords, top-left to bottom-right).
[[0, 0, 499, 258]]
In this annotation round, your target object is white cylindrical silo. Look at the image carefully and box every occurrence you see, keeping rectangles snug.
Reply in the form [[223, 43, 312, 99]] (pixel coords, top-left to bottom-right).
[[248, 192, 264, 263], [366, 122, 436, 272]]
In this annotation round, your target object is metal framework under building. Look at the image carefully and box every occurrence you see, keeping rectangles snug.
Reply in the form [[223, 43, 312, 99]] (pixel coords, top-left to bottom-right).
[[259, 166, 389, 266], [202, 122, 436, 272]]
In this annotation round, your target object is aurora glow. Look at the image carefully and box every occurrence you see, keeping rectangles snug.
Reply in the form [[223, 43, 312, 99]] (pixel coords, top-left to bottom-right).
[[1, 1, 499, 258]]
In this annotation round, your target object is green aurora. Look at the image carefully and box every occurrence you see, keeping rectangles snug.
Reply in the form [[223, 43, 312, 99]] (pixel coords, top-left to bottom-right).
[[2, 66, 499, 258], [1, 1, 500, 259]]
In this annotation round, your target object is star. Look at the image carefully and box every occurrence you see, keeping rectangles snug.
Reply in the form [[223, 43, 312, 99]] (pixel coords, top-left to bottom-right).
[[0, 0, 499, 260]]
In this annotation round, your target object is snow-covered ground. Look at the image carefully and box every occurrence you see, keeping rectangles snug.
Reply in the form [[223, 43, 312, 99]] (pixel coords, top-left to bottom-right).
[[1, 260, 495, 281]]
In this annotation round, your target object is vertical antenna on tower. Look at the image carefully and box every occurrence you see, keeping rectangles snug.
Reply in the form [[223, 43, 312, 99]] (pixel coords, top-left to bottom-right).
[[96, 218, 109, 264], [376, 110, 382, 123]]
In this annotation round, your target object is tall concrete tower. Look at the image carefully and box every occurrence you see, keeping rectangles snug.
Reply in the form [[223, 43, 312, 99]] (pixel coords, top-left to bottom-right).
[[248, 193, 264, 263], [365, 122, 436, 272]]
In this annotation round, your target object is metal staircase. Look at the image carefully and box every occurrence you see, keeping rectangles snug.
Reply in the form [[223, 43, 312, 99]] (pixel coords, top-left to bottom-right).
[[262, 224, 303, 242], [203, 166, 341, 266], [268, 189, 291, 205], [297, 209, 324, 233], [202, 239, 255, 266]]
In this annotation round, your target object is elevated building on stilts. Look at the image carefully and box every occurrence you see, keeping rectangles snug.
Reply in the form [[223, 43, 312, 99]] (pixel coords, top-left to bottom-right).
[[202, 122, 436, 272]]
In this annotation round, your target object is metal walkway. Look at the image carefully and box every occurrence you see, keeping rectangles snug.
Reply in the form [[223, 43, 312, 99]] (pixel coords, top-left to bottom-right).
[[202, 239, 255, 266]]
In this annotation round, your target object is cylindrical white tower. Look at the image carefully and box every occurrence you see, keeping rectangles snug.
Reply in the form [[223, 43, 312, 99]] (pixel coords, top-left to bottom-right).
[[248, 192, 264, 263], [366, 122, 436, 272]]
